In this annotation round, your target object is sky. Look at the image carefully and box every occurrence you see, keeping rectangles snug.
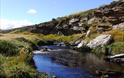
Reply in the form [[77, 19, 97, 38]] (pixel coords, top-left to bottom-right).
[[0, 0, 114, 30]]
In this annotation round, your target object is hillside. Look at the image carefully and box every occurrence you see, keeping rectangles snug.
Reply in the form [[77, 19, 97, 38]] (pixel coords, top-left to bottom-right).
[[2, 0, 124, 36], [1, 0, 124, 50], [1, 0, 124, 54]]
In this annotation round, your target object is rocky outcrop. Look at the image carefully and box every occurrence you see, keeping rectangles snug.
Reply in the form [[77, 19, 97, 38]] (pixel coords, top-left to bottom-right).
[[87, 35, 112, 48]]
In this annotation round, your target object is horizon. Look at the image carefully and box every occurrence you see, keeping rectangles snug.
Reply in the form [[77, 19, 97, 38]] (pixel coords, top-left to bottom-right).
[[0, 0, 114, 30]]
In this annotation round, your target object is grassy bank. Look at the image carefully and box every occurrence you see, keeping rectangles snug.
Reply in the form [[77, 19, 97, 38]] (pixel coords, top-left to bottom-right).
[[0, 54, 47, 78], [0, 33, 48, 78]]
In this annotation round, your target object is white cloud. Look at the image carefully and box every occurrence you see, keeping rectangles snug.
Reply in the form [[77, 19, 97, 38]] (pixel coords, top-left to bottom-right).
[[27, 9, 37, 15], [0, 19, 33, 30]]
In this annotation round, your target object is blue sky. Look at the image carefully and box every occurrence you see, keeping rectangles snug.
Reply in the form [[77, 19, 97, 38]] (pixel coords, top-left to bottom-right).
[[0, 0, 113, 29]]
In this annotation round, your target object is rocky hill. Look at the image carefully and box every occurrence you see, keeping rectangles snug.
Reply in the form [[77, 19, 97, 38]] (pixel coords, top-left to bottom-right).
[[2, 0, 124, 36]]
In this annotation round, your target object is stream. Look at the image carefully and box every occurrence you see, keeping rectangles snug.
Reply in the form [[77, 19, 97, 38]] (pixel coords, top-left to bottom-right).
[[33, 45, 123, 78], [33, 53, 94, 78], [33, 49, 93, 78]]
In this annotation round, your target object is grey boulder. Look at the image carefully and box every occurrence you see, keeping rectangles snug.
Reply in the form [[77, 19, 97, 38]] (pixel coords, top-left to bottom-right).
[[87, 35, 112, 48]]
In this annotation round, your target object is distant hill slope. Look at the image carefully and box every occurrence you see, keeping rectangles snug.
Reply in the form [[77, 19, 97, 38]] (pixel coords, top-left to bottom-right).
[[1, 0, 124, 35]]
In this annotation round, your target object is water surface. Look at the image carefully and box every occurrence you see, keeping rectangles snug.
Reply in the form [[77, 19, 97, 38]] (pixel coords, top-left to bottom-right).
[[33, 54, 94, 78]]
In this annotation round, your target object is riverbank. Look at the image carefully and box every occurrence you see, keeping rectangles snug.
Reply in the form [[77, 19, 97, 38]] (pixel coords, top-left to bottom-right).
[[0, 33, 49, 78], [0, 54, 47, 78]]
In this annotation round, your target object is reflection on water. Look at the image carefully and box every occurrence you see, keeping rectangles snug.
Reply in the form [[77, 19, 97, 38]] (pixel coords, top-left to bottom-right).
[[84, 53, 123, 72], [33, 47, 124, 78], [33, 55, 94, 78]]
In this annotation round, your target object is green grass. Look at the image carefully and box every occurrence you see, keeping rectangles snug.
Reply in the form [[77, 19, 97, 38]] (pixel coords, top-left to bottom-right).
[[92, 41, 124, 56], [107, 29, 124, 42], [0, 39, 33, 56], [68, 9, 94, 18], [0, 40, 19, 56], [108, 42, 124, 55], [0, 54, 47, 78], [41, 34, 82, 43], [0, 33, 48, 78]]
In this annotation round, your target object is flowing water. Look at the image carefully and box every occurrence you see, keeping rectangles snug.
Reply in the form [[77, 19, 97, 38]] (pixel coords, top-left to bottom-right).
[[33, 54, 94, 78], [33, 45, 123, 78]]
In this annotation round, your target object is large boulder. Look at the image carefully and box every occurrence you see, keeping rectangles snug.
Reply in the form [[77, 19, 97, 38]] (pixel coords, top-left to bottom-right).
[[87, 35, 112, 48]]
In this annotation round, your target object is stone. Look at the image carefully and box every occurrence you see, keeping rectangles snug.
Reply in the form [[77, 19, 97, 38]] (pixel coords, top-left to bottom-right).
[[72, 26, 85, 31], [104, 8, 114, 15], [119, 16, 124, 22], [85, 30, 91, 37], [80, 17, 88, 22], [72, 26, 79, 30], [77, 40, 87, 48], [63, 24, 69, 29], [94, 10, 103, 17], [97, 23, 112, 33], [108, 16, 119, 24], [74, 40, 82, 45], [78, 22, 84, 27], [69, 18, 79, 25], [57, 31, 64, 35], [113, 22, 124, 29], [56, 25, 63, 29], [87, 17, 101, 25], [87, 35, 112, 48]]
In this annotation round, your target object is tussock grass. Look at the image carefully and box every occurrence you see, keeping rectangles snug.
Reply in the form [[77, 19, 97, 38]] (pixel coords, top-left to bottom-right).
[[0, 33, 48, 78], [0, 54, 47, 78], [106, 29, 124, 42]]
